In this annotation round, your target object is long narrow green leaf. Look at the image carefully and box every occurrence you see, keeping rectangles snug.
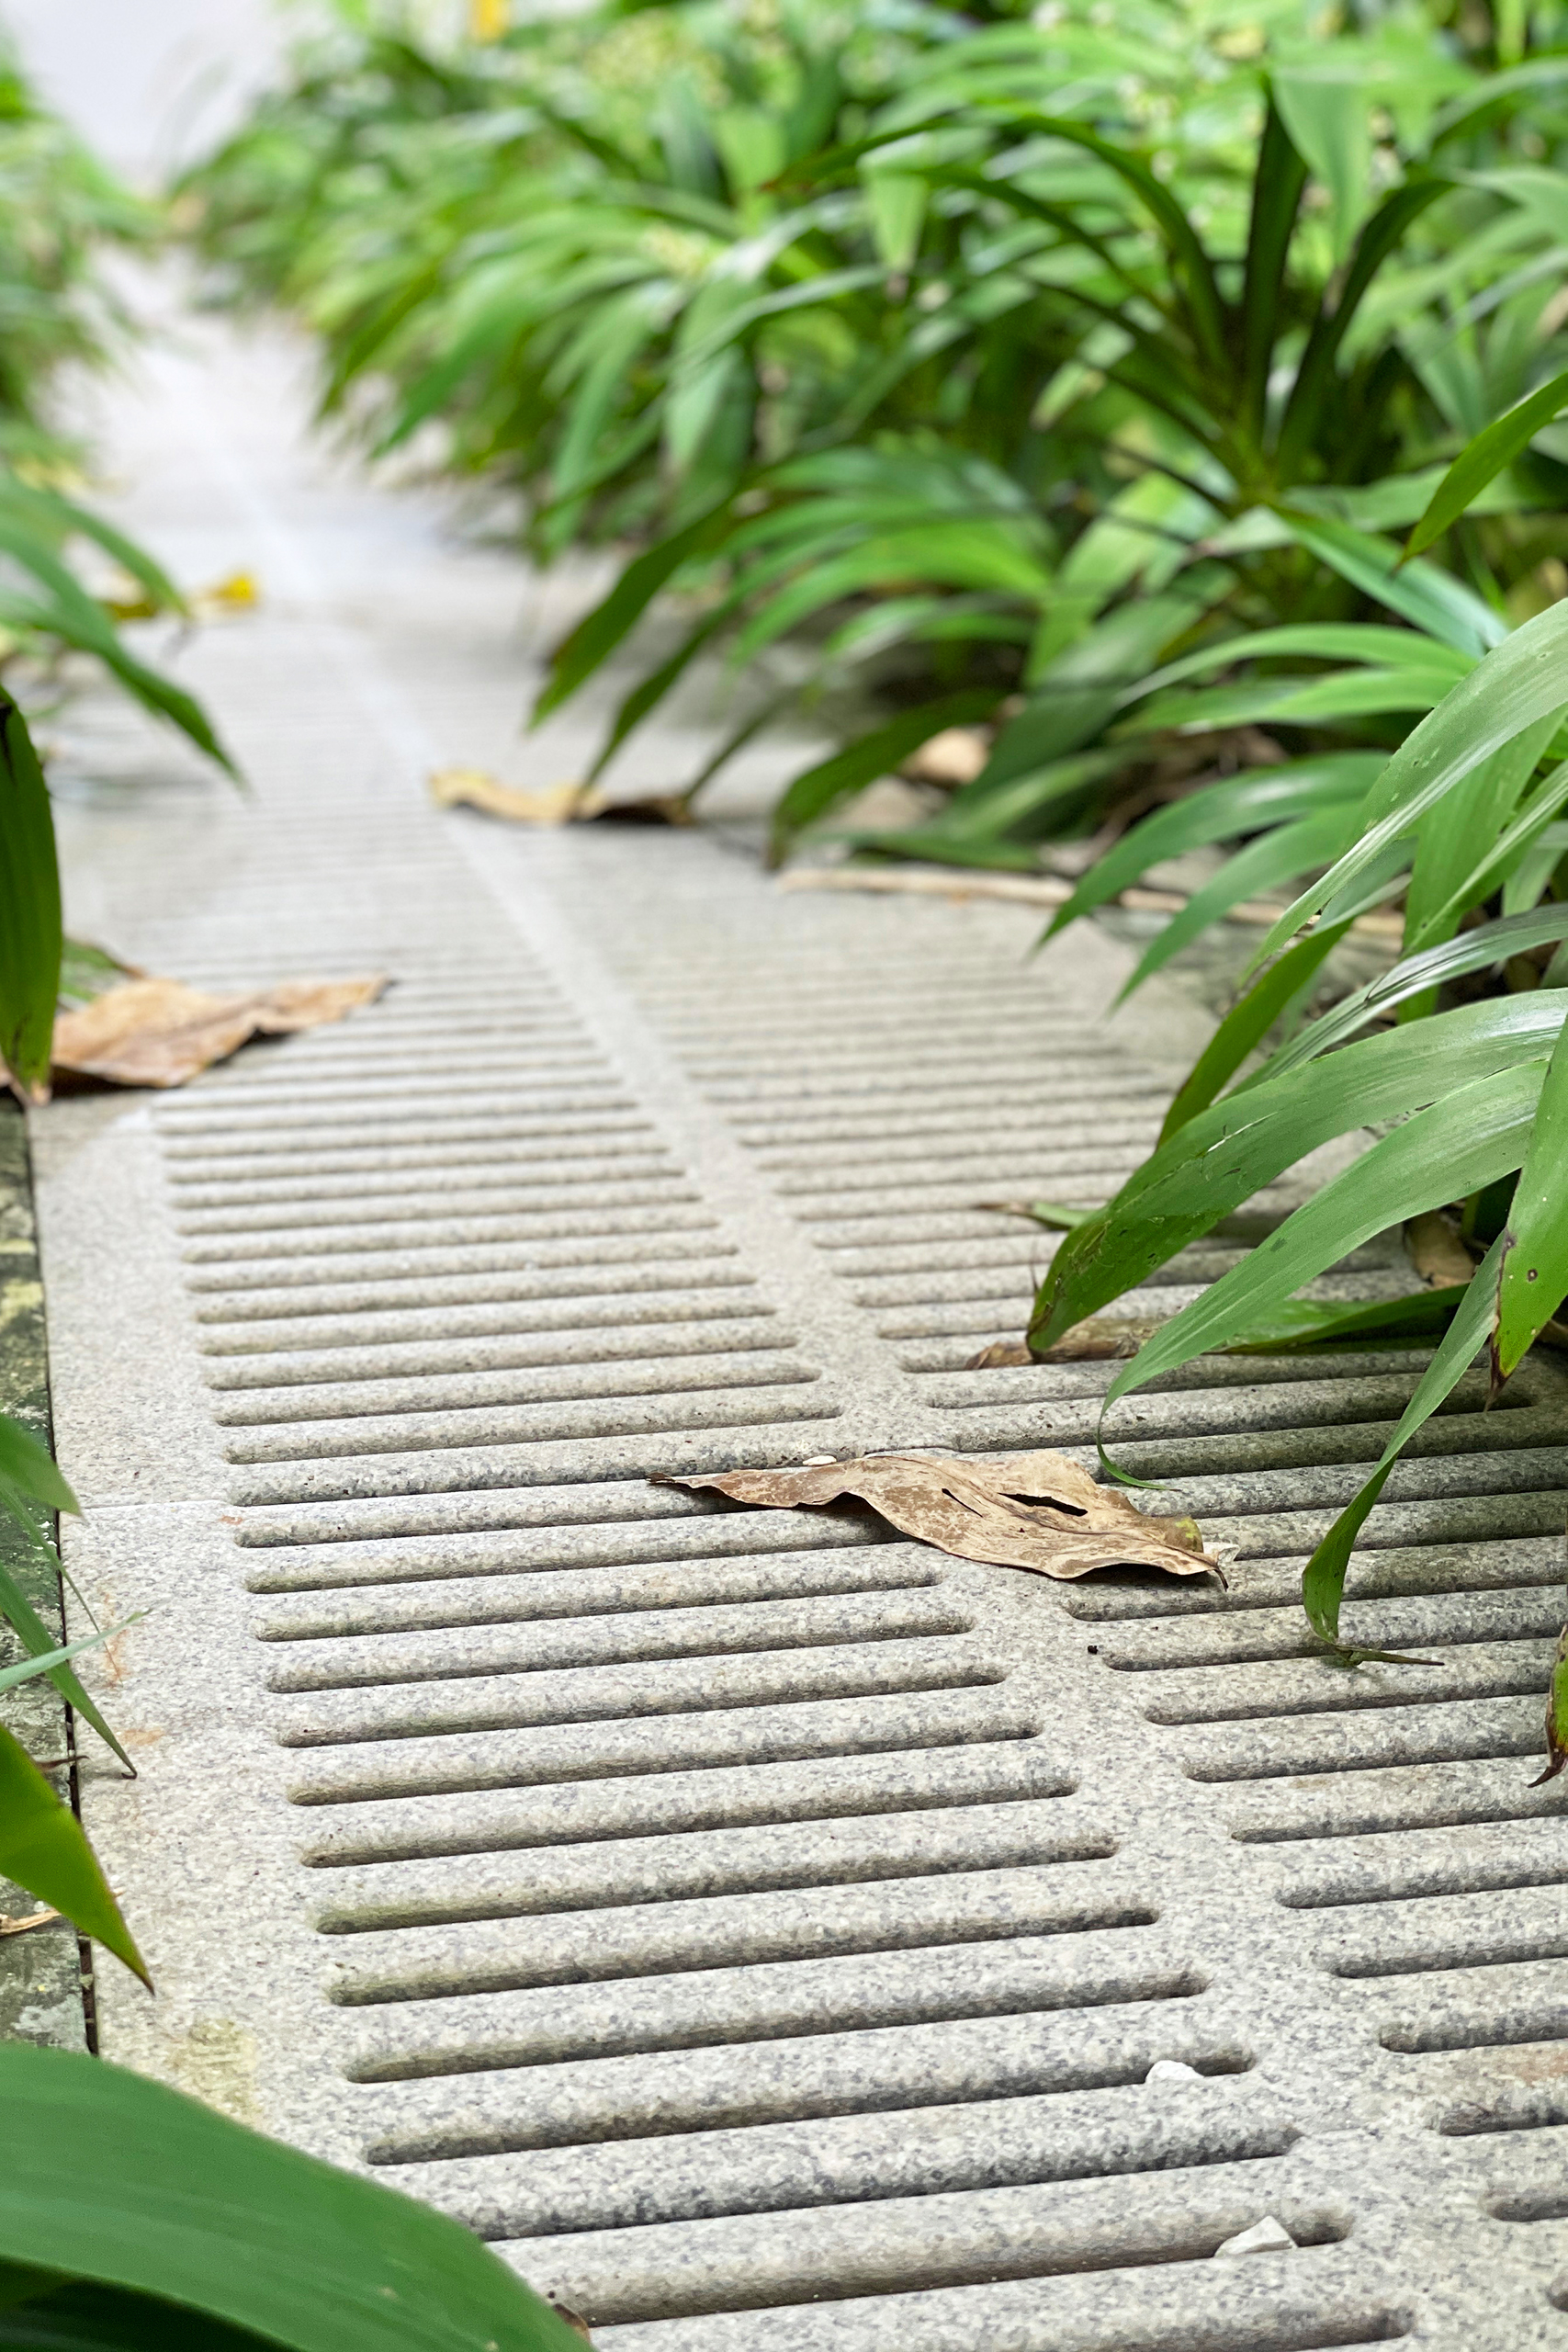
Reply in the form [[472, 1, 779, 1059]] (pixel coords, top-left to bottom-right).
[[1249, 602, 1568, 968], [0, 2045, 583, 2351], [1301, 1236, 1506, 1647], [1240, 100, 1309, 436], [0, 700, 61, 1102], [1102, 1067, 1540, 1405], [534, 500, 735, 720], [1157, 924, 1350, 1143], [1249, 904, 1568, 1091], [1277, 175, 1453, 480], [769, 688, 998, 865], [1403, 368, 1568, 564], [1495, 1014, 1568, 1382], [1030, 994, 1566, 1350], [1116, 809, 1359, 1001], [1045, 760, 1380, 944], [1271, 512, 1504, 654], [0, 1726, 147, 1985]]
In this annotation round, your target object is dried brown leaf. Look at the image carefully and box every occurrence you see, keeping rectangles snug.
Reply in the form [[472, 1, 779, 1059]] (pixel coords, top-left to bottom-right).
[[429, 767, 693, 829], [429, 768, 592, 825], [656, 1449, 1224, 1581], [1405, 1210, 1477, 1289], [965, 1319, 1168, 1368], [900, 725, 991, 786], [0, 1907, 58, 1937], [49, 974, 387, 1089], [1036, 1316, 1171, 1362]]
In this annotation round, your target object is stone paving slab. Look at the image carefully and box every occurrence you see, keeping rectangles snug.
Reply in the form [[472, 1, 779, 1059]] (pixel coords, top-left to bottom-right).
[[22, 296, 1568, 2352]]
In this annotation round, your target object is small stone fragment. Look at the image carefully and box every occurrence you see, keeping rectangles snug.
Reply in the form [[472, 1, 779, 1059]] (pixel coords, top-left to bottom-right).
[[1145, 2059, 1202, 2083], [1214, 2215, 1296, 2258]]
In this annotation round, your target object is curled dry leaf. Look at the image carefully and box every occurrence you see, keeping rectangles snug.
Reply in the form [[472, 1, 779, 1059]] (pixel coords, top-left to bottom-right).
[[1405, 1210, 1476, 1289], [429, 767, 693, 828], [899, 725, 991, 786], [965, 1318, 1169, 1369], [47, 975, 387, 1090], [656, 1449, 1224, 1581], [0, 1907, 58, 1938]]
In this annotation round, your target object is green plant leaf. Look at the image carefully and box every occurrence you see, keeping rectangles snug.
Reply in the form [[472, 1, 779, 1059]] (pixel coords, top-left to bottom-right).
[[1044, 759, 1380, 944], [0, 2044, 584, 2352], [1300, 1235, 1507, 1647], [1157, 923, 1351, 1143], [0, 1621, 132, 1696], [0, 1415, 130, 1771], [534, 500, 735, 720], [1271, 65, 1371, 263], [1030, 993, 1565, 1351], [0, 1726, 147, 1985], [1251, 601, 1568, 968], [1239, 100, 1309, 435], [1225, 1284, 1470, 1352], [1534, 1619, 1568, 1784], [1103, 1069, 1538, 1407], [769, 688, 998, 865], [1495, 1012, 1568, 1382], [1277, 174, 1454, 480], [1115, 809, 1361, 1001], [1269, 512, 1504, 653], [0, 699, 62, 1102], [0, 1414, 76, 1521], [1402, 367, 1568, 564], [1250, 902, 1568, 1091]]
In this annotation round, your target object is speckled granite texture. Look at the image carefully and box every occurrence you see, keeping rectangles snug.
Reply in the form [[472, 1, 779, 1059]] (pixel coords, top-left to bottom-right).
[[0, 1103, 87, 2051], [21, 291, 1568, 2352]]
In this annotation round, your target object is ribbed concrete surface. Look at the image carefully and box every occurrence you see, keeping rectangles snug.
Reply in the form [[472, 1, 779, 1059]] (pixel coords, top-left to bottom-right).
[[27, 295, 1568, 2352]]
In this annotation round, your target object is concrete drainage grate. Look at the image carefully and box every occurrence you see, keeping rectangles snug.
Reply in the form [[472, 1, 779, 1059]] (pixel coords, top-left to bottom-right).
[[36, 811, 1568, 2351]]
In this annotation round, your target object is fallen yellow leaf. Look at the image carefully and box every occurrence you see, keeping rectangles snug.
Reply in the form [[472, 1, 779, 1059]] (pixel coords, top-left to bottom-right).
[[430, 767, 594, 825], [429, 767, 696, 829]]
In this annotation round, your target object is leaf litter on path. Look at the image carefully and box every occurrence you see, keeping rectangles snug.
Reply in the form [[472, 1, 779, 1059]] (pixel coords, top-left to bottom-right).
[[41, 971, 386, 1091], [429, 766, 693, 827], [656, 1449, 1228, 1581]]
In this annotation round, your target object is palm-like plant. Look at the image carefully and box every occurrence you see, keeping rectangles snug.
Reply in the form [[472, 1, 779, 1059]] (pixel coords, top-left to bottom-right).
[[536, 18, 1568, 854]]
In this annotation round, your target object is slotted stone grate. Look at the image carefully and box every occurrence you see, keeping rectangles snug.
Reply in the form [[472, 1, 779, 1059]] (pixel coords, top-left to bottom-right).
[[29, 313, 1568, 2352]]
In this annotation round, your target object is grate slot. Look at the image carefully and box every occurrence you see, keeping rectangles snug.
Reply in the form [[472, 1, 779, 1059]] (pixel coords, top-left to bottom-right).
[[326, 1856, 1145, 2003]]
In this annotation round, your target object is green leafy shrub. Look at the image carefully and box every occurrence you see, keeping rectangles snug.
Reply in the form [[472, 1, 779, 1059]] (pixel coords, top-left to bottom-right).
[[0, 47, 231, 771]]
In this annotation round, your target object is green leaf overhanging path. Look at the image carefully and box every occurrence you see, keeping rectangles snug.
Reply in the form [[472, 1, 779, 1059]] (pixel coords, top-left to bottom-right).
[[1495, 1011, 1568, 1384], [0, 1726, 147, 1986], [1247, 599, 1568, 971], [1298, 1236, 1509, 1654], [0, 2045, 585, 2352], [0, 1412, 132, 1770], [0, 697, 62, 1102]]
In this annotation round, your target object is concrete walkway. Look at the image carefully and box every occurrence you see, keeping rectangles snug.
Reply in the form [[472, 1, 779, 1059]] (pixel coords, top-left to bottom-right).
[[27, 278, 1568, 2352], [11, 25, 1568, 2341]]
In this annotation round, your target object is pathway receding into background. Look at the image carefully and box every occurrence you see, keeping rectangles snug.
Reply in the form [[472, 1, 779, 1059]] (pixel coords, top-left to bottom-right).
[[20, 260, 1568, 2352]]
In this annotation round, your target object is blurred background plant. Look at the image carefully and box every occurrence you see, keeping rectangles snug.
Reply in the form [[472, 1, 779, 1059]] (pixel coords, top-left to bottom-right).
[[0, 38, 231, 772]]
